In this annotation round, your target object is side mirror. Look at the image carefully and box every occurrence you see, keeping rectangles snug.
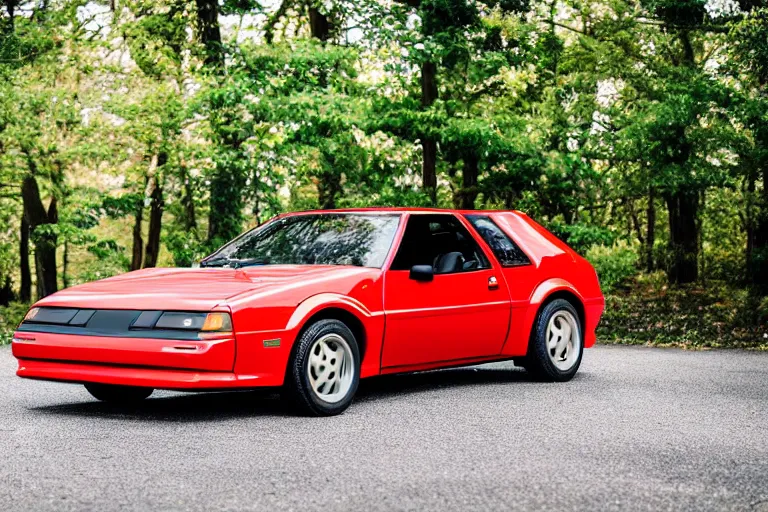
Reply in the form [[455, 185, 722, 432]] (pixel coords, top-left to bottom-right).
[[409, 264, 434, 282]]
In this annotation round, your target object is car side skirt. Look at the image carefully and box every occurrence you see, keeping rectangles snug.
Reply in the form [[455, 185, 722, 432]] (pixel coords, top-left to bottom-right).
[[15, 354, 524, 391], [379, 355, 516, 375]]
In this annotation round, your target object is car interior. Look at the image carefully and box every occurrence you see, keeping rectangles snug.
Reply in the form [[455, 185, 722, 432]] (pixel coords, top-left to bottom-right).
[[391, 215, 490, 274]]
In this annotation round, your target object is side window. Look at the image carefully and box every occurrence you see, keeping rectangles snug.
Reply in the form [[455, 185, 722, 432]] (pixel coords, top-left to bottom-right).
[[466, 215, 531, 267], [391, 215, 490, 274]]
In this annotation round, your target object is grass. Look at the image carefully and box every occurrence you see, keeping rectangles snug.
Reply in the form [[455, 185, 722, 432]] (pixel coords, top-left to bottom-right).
[[597, 272, 768, 350]]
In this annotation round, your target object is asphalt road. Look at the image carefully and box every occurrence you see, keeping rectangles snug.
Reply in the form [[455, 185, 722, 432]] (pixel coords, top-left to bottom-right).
[[1, 345, 767, 512]]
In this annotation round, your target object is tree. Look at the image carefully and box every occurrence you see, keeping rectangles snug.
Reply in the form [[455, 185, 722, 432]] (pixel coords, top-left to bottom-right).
[[730, 8, 768, 289]]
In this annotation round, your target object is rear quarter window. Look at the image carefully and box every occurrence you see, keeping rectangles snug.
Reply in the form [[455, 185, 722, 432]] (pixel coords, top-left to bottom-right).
[[466, 215, 531, 267]]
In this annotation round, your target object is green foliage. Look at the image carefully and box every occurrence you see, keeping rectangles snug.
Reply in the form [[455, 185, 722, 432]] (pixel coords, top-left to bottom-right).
[[759, 296, 768, 324], [730, 8, 768, 85], [0, 0, 767, 347], [124, 8, 188, 78], [599, 273, 767, 349], [165, 229, 209, 268], [643, 0, 707, 26], [551, 223, 618, 253], [0, 302, 29, 346], [586, 242, 640, 291]]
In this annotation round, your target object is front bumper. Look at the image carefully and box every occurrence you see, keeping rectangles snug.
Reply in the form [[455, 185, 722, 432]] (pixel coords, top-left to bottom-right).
[[14, 357, 267, 390], [10, 330, 270, 390], [12, 331, 235, 372]]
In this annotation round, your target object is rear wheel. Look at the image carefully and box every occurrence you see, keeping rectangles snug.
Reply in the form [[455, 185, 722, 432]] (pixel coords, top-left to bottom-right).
[[84, 383, 153, 403], [520, 298, 583, 382], [285, 319, 360, 416]]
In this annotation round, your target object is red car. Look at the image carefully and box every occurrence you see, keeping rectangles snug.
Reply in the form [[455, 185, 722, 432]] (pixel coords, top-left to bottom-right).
[[12, 209, 604, 415]]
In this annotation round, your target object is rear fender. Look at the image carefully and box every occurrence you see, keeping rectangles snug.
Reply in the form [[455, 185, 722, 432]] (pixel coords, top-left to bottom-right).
[[502, 278, 585, 356]]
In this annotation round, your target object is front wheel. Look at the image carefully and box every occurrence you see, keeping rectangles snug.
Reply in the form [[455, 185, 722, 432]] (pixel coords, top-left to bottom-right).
[[285, 319, 360, 416], [521, 299, 583, 382], [84, 383, 153, 403]]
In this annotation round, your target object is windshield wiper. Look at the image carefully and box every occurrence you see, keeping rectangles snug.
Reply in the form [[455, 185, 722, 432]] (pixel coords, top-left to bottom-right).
[[233, 258, 269, 268], [200, 257, 269, 269], [200, 257, 230, 268]]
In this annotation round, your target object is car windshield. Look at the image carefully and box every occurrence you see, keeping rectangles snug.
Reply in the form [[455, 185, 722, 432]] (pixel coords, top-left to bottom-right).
[[206, 213, 401, 268]]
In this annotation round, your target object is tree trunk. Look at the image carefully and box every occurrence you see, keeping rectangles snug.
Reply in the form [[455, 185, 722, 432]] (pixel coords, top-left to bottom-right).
[[182, 167, 197, 231], [307, 5, 339, 209], [131, 198, 144, 271], [308, 6, 331, 41], [421, 61, 438, 205], [317, 170, 342, 209], [207, 166, 246, 244], [646, 186, 656, 272], [143, 178, 163, 268], [0, 277, 13, 307], [745, 175, 754, 270], [665, 190, 699, 284], [6, 0, 15, 32], [62, 240, 69, 289], [458, 156, 479, 210], [35, 196, 58, 299], [22, 176, 58, 299], [750, 166, 768, 290], [195, 0, 230, 243], [194, 0, 223, 67], [19, 215, 31, 302], [627, 198, 644, 245]]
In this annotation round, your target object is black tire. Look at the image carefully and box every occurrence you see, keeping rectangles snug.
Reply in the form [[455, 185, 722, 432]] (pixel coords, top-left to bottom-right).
[[285, 319, 360, 416], [521, 298, 583, 382], [84, 383, 153, 403]]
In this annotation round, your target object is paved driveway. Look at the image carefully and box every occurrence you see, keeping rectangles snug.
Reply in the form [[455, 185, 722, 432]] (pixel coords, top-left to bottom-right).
[[0, 345, 766, 511]]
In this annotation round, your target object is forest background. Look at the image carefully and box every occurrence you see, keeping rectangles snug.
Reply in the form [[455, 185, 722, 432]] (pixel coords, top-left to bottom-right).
[[1, 0, 767, 347]]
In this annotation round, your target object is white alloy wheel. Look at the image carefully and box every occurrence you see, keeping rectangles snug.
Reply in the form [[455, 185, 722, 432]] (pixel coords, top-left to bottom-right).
[[306, 333, 355, 404], [546, 310, 582, 371]]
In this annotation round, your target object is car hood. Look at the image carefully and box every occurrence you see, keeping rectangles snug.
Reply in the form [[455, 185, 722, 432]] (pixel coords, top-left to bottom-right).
[[35, 265, 376, 311]]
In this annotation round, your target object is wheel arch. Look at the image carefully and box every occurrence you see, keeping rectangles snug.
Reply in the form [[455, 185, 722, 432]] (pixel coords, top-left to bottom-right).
[[296, 307, 368, 361], [286, 293, 376, 366], [516, 280, 586, 356], [534, 290, 585, 336]]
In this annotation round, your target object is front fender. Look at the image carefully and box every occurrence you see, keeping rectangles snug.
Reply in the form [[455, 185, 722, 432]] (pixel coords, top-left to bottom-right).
[[286, 293, 374, 331], [231, 268, 385, 384], [286, 293, 385, 379]]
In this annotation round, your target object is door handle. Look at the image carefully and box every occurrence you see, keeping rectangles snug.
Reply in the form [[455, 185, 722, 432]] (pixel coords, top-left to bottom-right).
[[488, 276, 499, 290]]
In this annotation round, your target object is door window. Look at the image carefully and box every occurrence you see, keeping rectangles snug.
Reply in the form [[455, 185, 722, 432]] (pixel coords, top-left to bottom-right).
[[391, 215, 490, 274]]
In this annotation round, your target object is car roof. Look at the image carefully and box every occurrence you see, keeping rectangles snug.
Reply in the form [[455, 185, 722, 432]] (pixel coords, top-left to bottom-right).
[[281, 207, 528, 217]]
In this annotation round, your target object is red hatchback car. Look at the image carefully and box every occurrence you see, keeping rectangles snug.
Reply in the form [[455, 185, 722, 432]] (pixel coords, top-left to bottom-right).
[[13, 209, 604, 415]]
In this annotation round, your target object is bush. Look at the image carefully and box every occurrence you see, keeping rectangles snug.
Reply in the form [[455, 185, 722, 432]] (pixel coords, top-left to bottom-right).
[[0, 302, 30, 345], [598, 275, 768, 349], [586, 241, 640, 292], [759, 296, 768, 324], [549, 222, 617, 254]]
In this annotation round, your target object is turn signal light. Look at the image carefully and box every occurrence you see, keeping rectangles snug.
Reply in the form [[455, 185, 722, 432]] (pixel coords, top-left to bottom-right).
[[201, 313, 232, 332]]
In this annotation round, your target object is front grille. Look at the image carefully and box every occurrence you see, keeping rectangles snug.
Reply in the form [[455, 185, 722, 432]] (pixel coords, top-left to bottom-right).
[[18, 308, 204, 340]]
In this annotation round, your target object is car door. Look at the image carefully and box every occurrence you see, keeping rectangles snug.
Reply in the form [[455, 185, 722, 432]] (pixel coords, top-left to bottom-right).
[[381, 213, 511, 368]]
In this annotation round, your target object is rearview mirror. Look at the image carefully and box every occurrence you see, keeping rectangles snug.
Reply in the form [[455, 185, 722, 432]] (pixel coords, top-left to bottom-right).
[[409, 265, 434, 282]]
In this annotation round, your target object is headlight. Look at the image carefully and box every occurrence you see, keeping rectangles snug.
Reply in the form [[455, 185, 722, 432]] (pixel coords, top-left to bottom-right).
[[154, 312, 232, 332], [155, 312, 207, 330]]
